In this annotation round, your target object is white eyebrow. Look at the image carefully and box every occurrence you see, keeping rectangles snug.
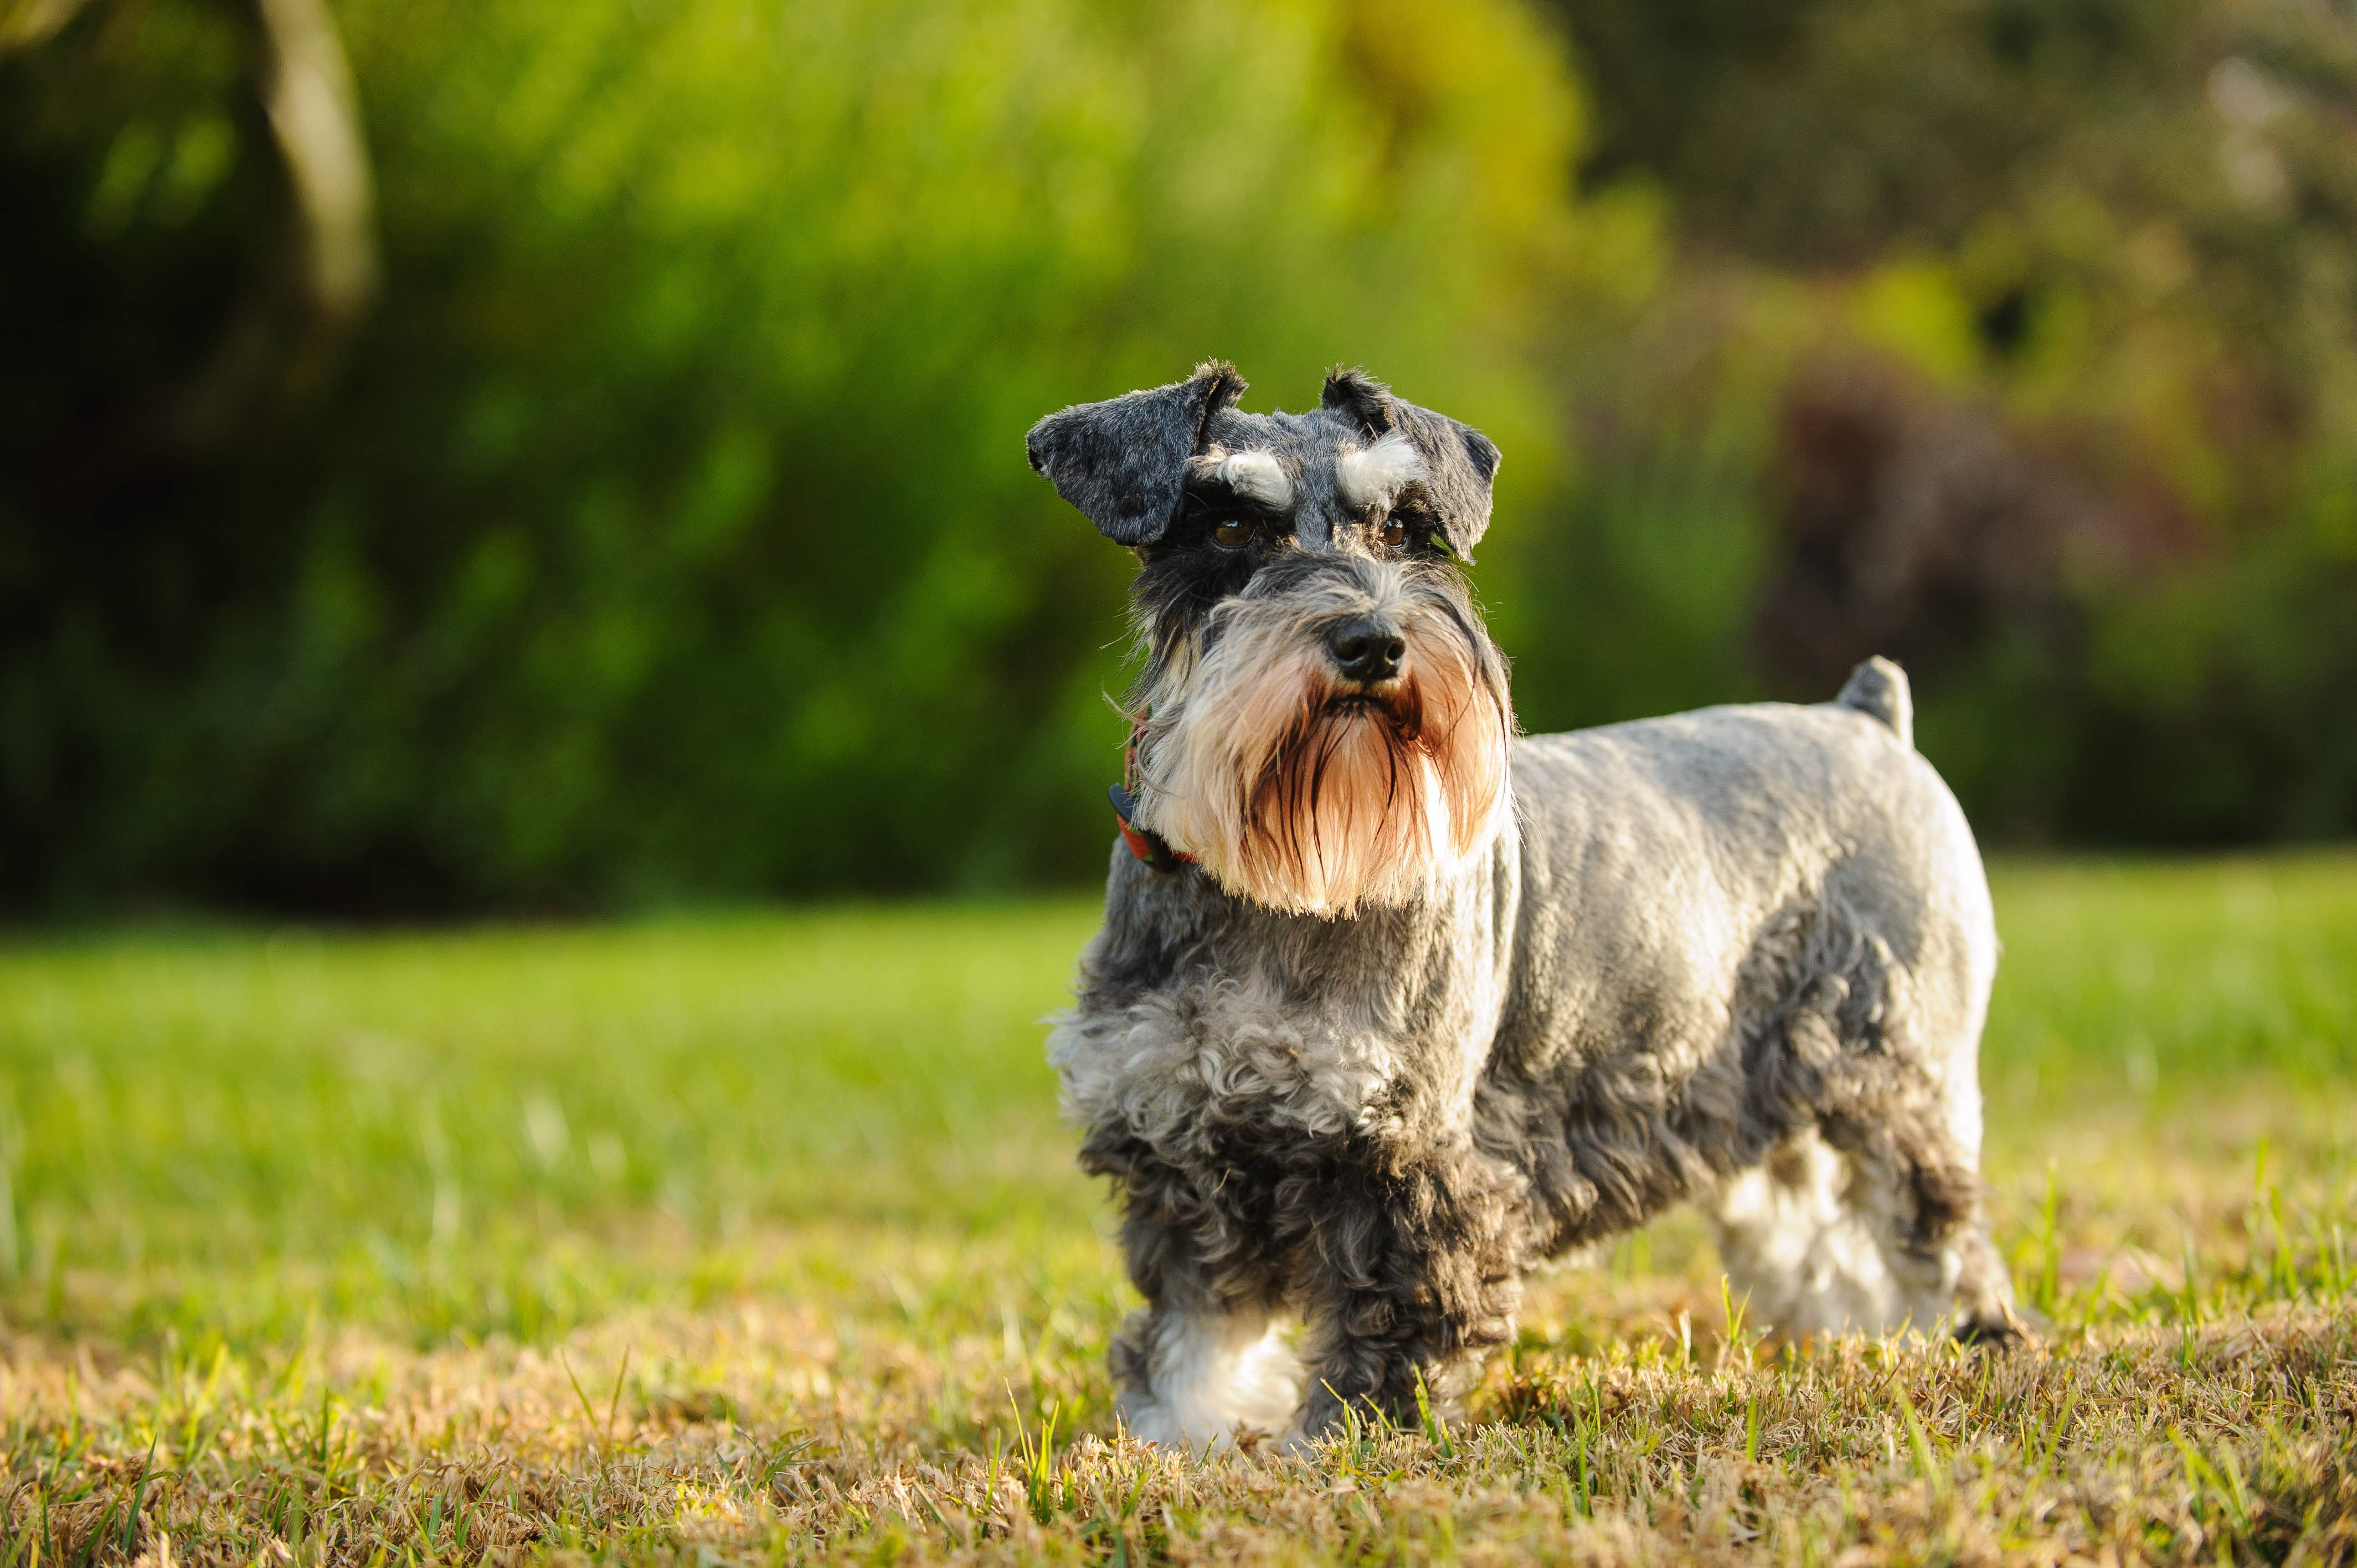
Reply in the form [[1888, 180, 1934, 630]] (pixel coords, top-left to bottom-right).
[[1188, 448, 1294, 510], [1335, 431, 1425, 510]]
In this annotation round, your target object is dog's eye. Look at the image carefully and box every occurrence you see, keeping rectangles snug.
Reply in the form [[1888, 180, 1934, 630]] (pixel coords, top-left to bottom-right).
[[1211, 517, 1257, 549], [1380, 518, 1407, 550]]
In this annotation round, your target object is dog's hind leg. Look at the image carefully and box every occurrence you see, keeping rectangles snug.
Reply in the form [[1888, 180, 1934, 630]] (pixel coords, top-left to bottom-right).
[[1715, 921, 2021, 1345], [1711, 1126, 1917, 1339], [1710, 1122, 2016, 1342], [1820, 962, 2024, 1344], [1713, 1067, 2019, 1344], [1825, 1108, 2020, 1342]]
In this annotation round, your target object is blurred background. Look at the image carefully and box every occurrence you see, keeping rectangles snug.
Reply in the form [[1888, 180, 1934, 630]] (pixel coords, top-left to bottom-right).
[[6, 0, 2356, 919]]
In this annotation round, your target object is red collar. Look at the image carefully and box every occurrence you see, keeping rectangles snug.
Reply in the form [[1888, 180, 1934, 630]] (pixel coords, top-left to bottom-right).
[[1112, 714, 1196, 872]]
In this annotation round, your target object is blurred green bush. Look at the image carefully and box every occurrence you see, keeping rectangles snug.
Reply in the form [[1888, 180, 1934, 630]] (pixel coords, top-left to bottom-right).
[[3, 0, 2354, 915], [1, 0, 1600, 910], [1505, 0, 2357, 844]]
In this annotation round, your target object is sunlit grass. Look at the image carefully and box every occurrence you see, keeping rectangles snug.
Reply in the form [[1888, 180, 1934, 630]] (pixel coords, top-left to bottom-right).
[[0, 854, 2352, 1563], [0, 904, 1100, 1347]]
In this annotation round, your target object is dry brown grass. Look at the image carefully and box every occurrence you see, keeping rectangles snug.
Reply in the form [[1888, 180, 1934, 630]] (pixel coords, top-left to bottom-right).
[[5, 1096, 2353, 1567]]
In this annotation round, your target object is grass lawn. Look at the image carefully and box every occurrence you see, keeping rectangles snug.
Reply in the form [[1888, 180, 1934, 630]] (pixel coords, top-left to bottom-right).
[[2, 854, 2353, 1564]]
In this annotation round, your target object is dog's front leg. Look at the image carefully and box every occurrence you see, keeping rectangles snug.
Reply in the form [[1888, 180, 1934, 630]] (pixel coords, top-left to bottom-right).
[[1093, 1138, 1299, 1450], [1109, 1295, 1299, 1450], [1290, 1146, 1526, 1440]]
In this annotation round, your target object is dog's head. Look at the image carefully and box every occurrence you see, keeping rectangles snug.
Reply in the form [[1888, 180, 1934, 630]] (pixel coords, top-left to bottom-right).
[[1028, 361, 1514, 916]]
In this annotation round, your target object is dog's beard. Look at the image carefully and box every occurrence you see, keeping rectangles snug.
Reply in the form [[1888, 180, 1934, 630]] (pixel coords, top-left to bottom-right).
[[1136, 599, 1510, 917]]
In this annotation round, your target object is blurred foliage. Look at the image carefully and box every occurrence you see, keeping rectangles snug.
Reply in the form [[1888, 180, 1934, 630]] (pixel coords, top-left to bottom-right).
[[1, 0, 1609, 911], [3, 0, 2355, 914], [1504, 0, 2357, 844]]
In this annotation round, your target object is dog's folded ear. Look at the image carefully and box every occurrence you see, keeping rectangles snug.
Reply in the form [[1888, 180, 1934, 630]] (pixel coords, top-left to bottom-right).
[[1322, 368, 1501, 558], [1027, 362, 1249, 545]]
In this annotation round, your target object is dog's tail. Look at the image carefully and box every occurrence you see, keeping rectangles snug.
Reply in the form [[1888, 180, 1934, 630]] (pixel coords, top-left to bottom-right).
[[1835, 656, 1913, 748]]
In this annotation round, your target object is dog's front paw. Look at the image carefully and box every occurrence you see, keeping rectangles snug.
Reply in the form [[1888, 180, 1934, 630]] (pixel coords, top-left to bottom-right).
[[1114, 1391, 1191, 1451]]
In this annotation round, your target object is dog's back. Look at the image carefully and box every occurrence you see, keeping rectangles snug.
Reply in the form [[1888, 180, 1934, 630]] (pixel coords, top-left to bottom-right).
[[1502, 658, 1987, 1024]]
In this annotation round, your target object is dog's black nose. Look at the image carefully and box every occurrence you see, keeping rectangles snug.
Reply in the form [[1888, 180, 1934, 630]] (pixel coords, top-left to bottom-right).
[[1324, 618, 1406, 683]]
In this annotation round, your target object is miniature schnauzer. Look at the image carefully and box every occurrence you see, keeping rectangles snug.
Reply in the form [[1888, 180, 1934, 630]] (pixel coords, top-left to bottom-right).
[[1027, 362, 2019, 1449]]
